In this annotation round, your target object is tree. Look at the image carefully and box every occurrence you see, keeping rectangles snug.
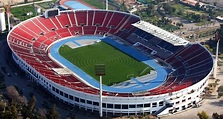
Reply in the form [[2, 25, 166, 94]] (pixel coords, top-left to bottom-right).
[[10, 104, 18, 119], [6, 86, 27, 105], [190, 13, 201, 22], [204, 44, 213, 53], [0, 101, 6, 112], [146, 4, 155, 16], [28, 95, 36, 112], [176, 22, 183, 27], [195, 2, 200, 9], [212, 112, 223, 119], [47, 104, 60, 119], [6, 86, 19, 100], [37, 109, 47, 119], [177, 9, 183, 15], [213, 1, 218, 6], [162, 3, 176, 14], [173, 0, 180, 3], [197, 111, 209, 119], [21, 96, 37, 118]]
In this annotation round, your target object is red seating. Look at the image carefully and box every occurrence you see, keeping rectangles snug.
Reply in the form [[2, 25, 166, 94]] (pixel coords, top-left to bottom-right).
[[102, 12, 113, 27], [12, 28, 34, 41], [50, 17, 63, 29], [67, 12, 77, 26], [93, 11, 107, 26], [87, 11, 94, 26], [44, 32, 58, 39], [107, 12, 126, 28], [69, 26, 82, 35], [56, 28, 72, 37], [32, 18, 49, 32], [75, 11, 87, 26], [56, 12, 71, 27], [83, 26, 96, 35], [23, 21, 44, 35], [37, 17, 56, 30]]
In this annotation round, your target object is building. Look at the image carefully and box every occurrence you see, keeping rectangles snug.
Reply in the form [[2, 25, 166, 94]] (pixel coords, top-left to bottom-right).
[[0, 10, 6, 32], [7, 10, 213, 116]]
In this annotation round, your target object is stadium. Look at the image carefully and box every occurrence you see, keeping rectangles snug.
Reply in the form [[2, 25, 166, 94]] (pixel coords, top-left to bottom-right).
[[7, 9, 213, 117]]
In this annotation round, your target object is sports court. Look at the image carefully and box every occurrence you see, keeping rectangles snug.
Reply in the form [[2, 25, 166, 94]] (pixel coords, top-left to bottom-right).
[[60, 0, 97, 10]]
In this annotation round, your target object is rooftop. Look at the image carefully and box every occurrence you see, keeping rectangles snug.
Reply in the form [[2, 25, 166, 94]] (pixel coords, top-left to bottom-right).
[[132, 21, 189, 46]]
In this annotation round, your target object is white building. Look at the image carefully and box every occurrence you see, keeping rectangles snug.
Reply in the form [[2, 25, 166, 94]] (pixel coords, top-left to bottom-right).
[[0, 11, 6, 32]]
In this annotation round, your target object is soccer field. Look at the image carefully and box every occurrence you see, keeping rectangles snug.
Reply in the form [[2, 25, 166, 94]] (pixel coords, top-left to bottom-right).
[[59, 41, 153, 86]]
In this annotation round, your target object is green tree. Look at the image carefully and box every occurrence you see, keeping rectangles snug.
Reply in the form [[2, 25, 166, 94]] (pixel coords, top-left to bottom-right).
[[195, 2, 200, 9], [28, 95, 36, 112], [204, 44, 213, 53], [212, 112, 223, 119], [0, 101, 6, 112], [163, 3, 176, 14], [146, 4, 155, 16], [37, 109, 47, 119], [21, 96, 37, 118], [47, 104, 60, 119], [197, 111, 209, 119], [10, 105, 18, 119], [190, 13, 201, 22]]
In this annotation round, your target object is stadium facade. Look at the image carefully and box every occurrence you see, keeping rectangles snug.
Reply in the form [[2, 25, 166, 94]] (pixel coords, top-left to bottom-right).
[[7, 10, 213, 116]]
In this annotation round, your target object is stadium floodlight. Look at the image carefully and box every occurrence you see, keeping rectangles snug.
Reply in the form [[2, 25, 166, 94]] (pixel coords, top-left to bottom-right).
[[95, 64, 105, 117], [43, 8, 60, 18], [214, 31, 220, 78], [4, 5, 11, 31], [106, 0, 108, 10]]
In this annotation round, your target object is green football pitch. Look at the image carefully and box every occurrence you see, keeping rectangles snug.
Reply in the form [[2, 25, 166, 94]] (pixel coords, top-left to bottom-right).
[[59, 41, 153, 86]]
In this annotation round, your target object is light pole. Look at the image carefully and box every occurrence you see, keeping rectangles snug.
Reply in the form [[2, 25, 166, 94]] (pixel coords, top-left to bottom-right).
[[106, 0, 108, 10], [4, 5, 11, 31], [214, 31, 220, 79], [95, 64, 105, 117]]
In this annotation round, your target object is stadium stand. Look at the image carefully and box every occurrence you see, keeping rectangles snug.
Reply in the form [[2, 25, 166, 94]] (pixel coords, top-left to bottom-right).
[[7, 10, 213, 116]]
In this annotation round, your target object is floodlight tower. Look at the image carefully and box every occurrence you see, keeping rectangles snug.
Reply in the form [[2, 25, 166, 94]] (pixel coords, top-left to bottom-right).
[[4, 5, 11, 31], [214, 31, 220, 79], [106, 0, 108, 10], [0, 9, 6, 32], [95, 64, 105, 117]]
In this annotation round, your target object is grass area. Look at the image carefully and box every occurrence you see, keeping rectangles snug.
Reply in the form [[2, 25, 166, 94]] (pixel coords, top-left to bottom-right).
[[59, 41, 152, 86], [161, 24, 179, 32], [82, 0, 119, 10], [83, 0, 108, 9], [171, 4, 190, 16], [37, 1, 55, 9], [171, 4, 206, 16], [142, 16, 179, 32], [185, 9, 206, 15], [11, 4, 35, 21], [170, 3, 211, 25], [195, 20, 214, 26], [216, 10, 223, 16]]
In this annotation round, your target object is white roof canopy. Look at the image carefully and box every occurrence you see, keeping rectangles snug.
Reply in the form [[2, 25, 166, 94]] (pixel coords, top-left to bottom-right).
[[132, 21, 189, 46], [52, 68, 73, 75]]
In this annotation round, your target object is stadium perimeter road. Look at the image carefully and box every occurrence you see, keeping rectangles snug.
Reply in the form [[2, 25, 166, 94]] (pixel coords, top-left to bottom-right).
[[0, 38, 99, 119]]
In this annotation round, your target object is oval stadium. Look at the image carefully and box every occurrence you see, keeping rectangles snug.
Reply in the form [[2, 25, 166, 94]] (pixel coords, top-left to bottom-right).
[[7, 9, 213, 117]]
